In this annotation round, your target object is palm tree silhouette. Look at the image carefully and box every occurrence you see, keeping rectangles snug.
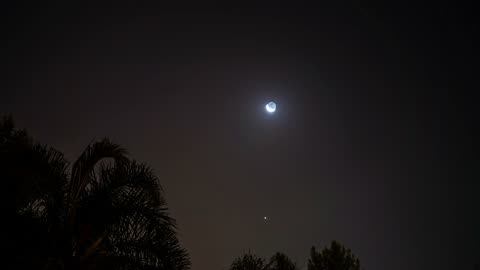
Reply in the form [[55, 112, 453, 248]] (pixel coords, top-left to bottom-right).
[[2, 116, 190, 270]]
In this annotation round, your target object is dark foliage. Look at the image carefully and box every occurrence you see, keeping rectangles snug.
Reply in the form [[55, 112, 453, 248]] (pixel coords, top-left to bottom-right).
[[266, 252, 297, 270], [229, 252, 297, 270], [308, 241, 361, 270], [1, 116, 190, 270], [229, 252, 266, 270]]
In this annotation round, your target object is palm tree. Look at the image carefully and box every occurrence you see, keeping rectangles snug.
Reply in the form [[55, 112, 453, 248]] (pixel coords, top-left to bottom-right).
[[2, 116, 190, 270]]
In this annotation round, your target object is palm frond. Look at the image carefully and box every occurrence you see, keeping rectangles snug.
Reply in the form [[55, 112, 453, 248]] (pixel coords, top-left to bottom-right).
[[68, 138, 129, 215], [13, 144, 68, 220], [4, 126, 190, 270], [72, 159, 189, 269]]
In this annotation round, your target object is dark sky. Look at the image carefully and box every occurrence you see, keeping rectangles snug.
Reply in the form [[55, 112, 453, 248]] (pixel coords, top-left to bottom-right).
[[3, 3, 479, 270]]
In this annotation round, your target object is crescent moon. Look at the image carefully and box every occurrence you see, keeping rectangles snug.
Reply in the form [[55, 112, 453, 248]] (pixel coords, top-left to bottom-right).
[[266, 102, 276, 113]]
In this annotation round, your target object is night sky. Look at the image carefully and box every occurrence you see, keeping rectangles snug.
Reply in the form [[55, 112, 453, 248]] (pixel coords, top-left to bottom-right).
[[3, 3, 479, 270]]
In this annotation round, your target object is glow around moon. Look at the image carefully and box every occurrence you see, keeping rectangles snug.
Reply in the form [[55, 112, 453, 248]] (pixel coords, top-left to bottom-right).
[[266, 102, 276, 113]]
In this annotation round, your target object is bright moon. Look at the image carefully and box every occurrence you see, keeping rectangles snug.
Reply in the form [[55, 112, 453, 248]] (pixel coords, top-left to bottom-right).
[[266, 102, 276, 113]]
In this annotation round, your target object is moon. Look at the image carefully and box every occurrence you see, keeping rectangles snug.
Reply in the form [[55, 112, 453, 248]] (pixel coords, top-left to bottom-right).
[[265, 102, 276, 113]]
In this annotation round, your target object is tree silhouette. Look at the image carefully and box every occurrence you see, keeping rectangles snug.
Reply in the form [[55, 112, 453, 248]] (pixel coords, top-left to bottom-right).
[[229, 252, 266, 270], [308, 241, 361, 270], [266, 252, 297, 270], [228, 252, 297, 270], [1, 116, 190, 270]]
